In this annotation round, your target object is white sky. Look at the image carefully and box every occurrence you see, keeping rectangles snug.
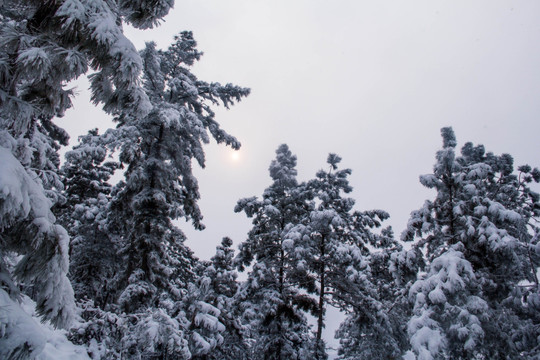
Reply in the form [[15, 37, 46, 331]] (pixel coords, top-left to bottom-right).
[[57, 1, 540, 355]]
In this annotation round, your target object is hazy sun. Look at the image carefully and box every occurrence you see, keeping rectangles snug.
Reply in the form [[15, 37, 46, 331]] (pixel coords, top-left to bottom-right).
[[231, 151, 240, 162]]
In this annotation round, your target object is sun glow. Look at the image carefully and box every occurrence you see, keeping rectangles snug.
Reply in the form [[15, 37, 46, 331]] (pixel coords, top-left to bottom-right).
[[231, 151, 240, 162]]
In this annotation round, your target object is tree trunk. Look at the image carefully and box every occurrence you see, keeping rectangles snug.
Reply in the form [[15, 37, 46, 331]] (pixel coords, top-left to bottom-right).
[[315, 234, 326, 359]]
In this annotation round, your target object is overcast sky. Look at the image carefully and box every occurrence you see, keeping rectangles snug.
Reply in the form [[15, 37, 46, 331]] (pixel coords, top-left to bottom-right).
[[58, 0, 540, 354]]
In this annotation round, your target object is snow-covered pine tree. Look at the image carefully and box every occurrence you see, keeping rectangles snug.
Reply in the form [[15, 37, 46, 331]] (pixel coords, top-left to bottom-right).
[[1, 1, 177, 355], [55, 129, 119, 306], [286, 153, 390, 359], [73, 32, 249, 358], [0, 143, 74, 358], [402, 128, 496, 360], [0, 3, 235, 359], [107, 31, 248, 311], [0, 1, 83, 337], [335, 227, 423, 359], [459, 142, 540, 358], [1, 0, 176, 134], [402, 127, 540, 359], [184, 237, 248, 359], [235, 144, 315, 360]]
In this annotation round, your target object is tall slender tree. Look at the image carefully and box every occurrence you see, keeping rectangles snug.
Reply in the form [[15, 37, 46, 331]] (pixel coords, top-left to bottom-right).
[[68, 32, 249, 358], [235, 144, 314, 360], [56, 129, 119, 306], [106, 32, 249, 313], [184, 237, 248, 359], [287, 153, 390, 359]]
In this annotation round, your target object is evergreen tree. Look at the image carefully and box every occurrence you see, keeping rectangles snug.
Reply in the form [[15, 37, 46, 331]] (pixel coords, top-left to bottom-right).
[[205, 237, 249, 360], [106, 31, 249, 312], [402, 127, 540, 359], [56, 129, 119, 306], [0, 143, 74, 358], [235, 144, 314, 360], [287, 153, 390, 359], [69, 33, 249, 358], [185, 237, 248, 359], [0, 0, 177, 355], [336, 227, 422, 360]]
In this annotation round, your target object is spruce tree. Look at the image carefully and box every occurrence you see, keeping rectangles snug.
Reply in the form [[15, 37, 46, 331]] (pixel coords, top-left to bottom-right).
[[0, 0, 178, 355], [335, 227, 422, 359], [403, 127, 540, 359], [106, 32, 249, 311], [206, 237, 249, 360], [235, 144, 314, 360], [69, 32, 249, 358], [56, 129, 119, 306], [287, 153, 390, 359], [185, 237, 248, 359]]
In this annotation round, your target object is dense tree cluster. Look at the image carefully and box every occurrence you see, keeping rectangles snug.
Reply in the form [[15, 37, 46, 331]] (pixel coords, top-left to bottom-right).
[[0, 2, 539, 359]]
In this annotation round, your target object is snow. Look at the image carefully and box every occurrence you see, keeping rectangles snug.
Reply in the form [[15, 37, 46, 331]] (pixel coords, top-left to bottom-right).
[[407, 308, 445, 360], [17, 48, 51, 79], [0, 289, 47, 359], [282, 238, 294, 250], [194, 312, 225, 332], [56, 0, 86, 26], [0, 146, 55, 228], [160, 107, 181, 127], [37, 329, 90, 360], [89, 12, 118, 46], [419, 174, 439, 188], [467, 164, 490, 179], [0, 289, 89, 360], [196, 301, 221, 317], [411, 326, 444, 359], [179, 73, 199, 96], [463, 184, 477, 194], [192, 332, 211, 353], [427, 286, 446, 304]]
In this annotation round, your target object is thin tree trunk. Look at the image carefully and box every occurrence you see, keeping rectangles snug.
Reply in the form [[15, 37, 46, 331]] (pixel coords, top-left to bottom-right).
[[316, 234, 326, 359], [317, 268, 325, 341], [276, 216, 287, 360], [278, 245, 284, 359]]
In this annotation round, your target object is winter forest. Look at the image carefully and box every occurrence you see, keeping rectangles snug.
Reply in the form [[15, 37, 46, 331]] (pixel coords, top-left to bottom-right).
[[1, 1, 540, 359]]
